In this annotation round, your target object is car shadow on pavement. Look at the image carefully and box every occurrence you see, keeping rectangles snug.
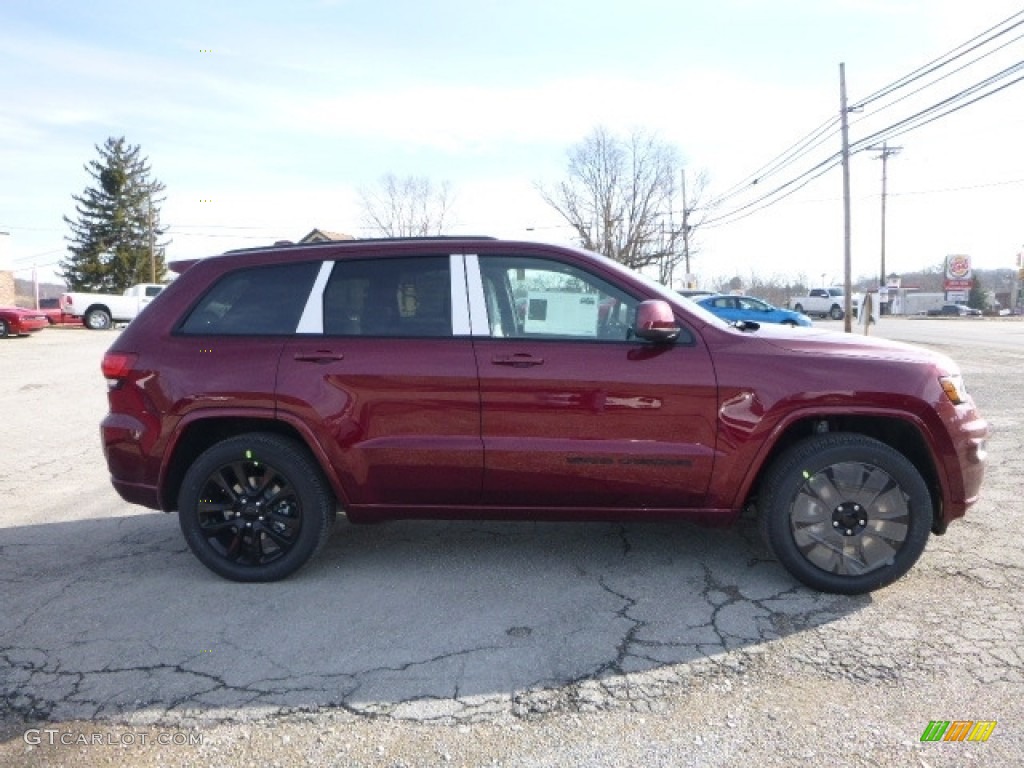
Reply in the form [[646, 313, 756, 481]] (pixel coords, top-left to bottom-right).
[[0, 512, 869, 729]]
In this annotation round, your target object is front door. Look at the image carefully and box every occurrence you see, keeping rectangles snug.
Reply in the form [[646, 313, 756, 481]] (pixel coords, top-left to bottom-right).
[[471, 254, 718, 511]]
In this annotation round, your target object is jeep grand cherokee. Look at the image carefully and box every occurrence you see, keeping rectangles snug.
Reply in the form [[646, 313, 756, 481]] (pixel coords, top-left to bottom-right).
[[100, 237, 988, 593]]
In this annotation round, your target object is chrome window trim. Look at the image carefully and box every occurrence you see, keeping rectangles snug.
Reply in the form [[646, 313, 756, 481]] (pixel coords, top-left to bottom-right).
[[449, 254, 472, 336], [461, 254, 489, 336], [296, 260, 335, 334]]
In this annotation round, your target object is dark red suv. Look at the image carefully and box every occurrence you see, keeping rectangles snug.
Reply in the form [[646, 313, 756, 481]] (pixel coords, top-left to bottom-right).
[[101, 237, 988, 593]]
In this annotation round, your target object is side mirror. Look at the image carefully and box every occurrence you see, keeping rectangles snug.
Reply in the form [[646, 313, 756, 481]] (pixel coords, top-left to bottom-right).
[[633, 300, 680, 343]]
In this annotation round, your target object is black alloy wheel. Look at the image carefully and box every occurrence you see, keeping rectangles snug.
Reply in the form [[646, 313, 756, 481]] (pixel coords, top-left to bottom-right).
[[178, 433, 335, 582]]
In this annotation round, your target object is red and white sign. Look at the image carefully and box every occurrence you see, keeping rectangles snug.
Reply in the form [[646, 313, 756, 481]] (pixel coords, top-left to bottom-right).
[[946, 254, 972, 280]]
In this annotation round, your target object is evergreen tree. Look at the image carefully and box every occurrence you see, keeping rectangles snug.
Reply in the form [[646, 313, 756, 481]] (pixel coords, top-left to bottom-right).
[[61, 137, 168, 292], [967, 274, 986, 310]]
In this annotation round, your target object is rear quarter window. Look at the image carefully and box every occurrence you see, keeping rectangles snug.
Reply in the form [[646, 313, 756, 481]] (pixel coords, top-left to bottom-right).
[[178, 262, 320, 335]]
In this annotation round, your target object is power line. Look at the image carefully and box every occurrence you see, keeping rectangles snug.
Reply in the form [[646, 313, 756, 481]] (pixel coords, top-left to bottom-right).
[[706, 60, 1024, 228], [851, 10, 1024, 109], [11, 248, 65, 265], [704, 11, 1024, 230], [712, 115, 840, 205], [851, 60, 1024, 151], [850, 30, 1024, 129], [702, 153, 843, 229]]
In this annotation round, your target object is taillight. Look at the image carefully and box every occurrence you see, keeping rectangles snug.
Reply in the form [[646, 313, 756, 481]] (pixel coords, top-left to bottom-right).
[[102, 352, 138, 381]]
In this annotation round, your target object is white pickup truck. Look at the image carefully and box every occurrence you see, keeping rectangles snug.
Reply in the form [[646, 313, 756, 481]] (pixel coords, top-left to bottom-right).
[[60, 283, 164, 330], [789, 287, 859, 320]]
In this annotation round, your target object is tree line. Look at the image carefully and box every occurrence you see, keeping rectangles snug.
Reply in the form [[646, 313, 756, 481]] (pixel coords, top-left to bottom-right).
[[64, 130, 1006, 312], [60, 127, 704, 293]]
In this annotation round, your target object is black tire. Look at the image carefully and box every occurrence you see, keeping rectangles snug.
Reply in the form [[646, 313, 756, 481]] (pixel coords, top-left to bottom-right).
[[782, 320, 798, 327], [829, 304, 844, 320], [84, 308, 112, 330], [178, 433, 336, 582], [759, 433, 932, 594], [0, 319, 8, 338], [792, 304, 804, 314]]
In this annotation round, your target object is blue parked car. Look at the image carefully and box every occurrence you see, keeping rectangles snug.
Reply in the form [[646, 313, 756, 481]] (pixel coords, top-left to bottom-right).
[[696, 294, 812, 327]]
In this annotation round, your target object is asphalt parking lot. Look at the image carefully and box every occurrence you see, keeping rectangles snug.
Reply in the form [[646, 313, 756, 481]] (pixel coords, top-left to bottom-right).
[[2, 318, 1022, 767]]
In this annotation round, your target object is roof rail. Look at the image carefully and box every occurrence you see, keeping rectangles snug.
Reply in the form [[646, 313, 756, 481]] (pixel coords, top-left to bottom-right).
[[224, 235, 497, 255]]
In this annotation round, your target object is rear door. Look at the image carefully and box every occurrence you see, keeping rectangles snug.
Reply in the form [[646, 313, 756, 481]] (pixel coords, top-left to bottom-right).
[[277, 254, 483, 508], [468, 252, 718, 510]]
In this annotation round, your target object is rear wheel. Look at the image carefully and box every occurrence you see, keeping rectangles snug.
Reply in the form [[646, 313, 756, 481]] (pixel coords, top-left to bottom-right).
[[792, 303, 804, 314], [84, 308, 112, 330], [178, 433, 336, 582], [0, 319, 8, 338], [829, 304, 844, 320], [759, 433, 932, 594]]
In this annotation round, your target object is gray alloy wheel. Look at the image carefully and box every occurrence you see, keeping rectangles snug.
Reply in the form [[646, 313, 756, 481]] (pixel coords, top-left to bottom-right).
[[84, 308, 112, 330], [759, 433, 932, 594]]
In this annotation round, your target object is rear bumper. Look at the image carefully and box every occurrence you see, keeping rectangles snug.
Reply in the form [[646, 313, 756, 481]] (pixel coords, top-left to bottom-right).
[[102, 412, 164, 511], [110, 478, 163, 510], [15, 319, 47, 334]]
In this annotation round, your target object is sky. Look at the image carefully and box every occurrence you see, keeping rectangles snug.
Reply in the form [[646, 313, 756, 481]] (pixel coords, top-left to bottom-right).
[[1, 0, 1022, 289]]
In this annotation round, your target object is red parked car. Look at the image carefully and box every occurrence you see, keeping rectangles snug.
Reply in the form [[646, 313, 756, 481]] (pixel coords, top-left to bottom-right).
[[100, 237, 988, 593], [0, 306, 48, 337], [38, 297, 83, 326]]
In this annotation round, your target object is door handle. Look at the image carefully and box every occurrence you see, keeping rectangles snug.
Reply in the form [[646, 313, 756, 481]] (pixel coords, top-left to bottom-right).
[[293, 351, 345, 364], [491, 353, 544, 367]]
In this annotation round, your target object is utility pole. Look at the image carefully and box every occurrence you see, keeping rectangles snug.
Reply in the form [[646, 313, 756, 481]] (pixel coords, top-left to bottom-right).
[[681, 168, 692, 288], [866, 143, 902, 288], [839, 63, 853, 333]]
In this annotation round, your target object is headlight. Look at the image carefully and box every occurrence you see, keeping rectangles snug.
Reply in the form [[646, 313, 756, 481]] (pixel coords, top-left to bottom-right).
[[939, 374, 967, 405]]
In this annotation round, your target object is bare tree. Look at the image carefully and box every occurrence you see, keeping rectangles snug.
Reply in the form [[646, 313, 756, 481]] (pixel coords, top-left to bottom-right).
[[358, 174, 455, 237], [538, 127, 707, 283]]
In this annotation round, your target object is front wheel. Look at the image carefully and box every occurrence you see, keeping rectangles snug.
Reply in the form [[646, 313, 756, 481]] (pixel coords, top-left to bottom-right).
[[178, 433, 336, 582], [759, 433, 932, 594], [0, 319, 8, 338], [84, 308, 112, 330]]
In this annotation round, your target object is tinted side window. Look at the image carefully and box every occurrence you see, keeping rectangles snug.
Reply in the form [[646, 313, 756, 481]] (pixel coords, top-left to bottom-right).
[[323, 256, 451, 337], [479, 256, 638, 341], [179, 262, 320, 335]]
